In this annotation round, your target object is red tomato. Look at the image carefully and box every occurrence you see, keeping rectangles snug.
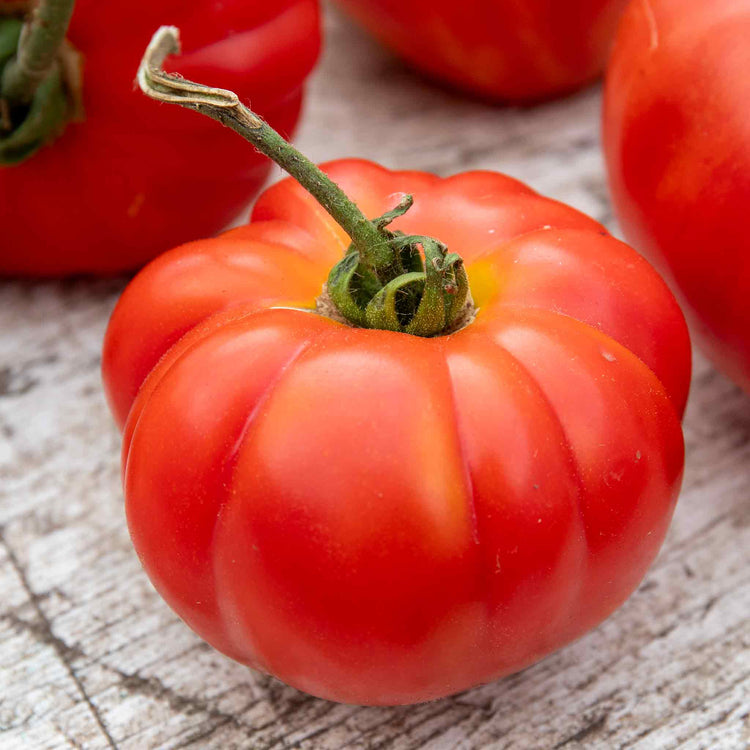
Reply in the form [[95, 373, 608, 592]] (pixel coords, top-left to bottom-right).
[[103, 160, 690, 705], [0, 0, 319, 276], [603, 0, 750, 391], [336, 0, 628, 101]]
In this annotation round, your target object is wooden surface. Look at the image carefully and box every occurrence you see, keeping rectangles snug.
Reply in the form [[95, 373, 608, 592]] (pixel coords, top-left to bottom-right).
[[1, 6, 749, 749]]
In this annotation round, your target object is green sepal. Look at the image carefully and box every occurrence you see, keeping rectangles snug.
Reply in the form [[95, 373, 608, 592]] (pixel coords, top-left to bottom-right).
[[0, 16, 75, 166], [327, 250, 381, 327], [0, 19, 22, 70], [365, 271, 426, 333], [372, 194, 413, 231], [406, 239, 453, 336], [0, 63, 69, 164], [444, 255, 469, 323]]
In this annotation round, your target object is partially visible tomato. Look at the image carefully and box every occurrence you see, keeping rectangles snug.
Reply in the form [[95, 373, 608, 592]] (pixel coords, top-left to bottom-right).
[[603, 0, 750, 391], [336, 0, 628, 101], [0, 0, 320, 276], [104, 157, 690, 705]]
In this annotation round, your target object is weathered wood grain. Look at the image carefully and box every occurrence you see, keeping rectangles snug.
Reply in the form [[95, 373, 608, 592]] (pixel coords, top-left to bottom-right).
[[1, 5, 749, 749]]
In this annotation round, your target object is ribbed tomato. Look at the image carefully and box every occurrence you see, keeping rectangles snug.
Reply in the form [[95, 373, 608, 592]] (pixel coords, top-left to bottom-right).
[[103, 159, 689, 704], [0, 0, 319, 276]]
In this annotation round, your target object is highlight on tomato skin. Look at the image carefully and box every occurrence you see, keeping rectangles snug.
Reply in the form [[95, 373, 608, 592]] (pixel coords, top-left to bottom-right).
[[104, 155, 691, 705], [335, 0, 629, 102], [603, 0, 750, 392], [0, 0, 321, 277]]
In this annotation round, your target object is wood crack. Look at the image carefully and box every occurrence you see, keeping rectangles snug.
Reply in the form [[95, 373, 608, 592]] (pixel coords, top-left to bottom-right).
[[553, 713, 608, 748], [1, 532, 118, 749]]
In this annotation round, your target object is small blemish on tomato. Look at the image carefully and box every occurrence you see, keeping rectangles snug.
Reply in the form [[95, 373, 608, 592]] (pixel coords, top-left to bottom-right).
[[127, 193, 146, 218]]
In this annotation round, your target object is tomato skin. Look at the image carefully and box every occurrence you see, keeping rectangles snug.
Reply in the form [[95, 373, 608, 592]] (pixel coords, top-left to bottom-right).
[[336, 0, 628, 101], [603, 0, 750, 391], [0, 0, 320, 277], [104, 160, 690, 705]]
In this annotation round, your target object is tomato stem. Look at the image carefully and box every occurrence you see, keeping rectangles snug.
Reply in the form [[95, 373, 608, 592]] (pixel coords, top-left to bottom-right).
[[137, 26, 473, 338], [138, 27, 393, 277], [1, 0, 75, 105]]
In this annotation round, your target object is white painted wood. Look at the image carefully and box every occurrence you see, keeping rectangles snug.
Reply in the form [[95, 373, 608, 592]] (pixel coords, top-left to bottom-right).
[[1, 5, 748, 748]]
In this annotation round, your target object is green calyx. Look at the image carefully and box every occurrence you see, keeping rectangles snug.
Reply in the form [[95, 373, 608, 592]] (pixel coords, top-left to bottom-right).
[[327, 198, 470, 337], [0, 18, 67, 165], [0, 0, 79, 166]]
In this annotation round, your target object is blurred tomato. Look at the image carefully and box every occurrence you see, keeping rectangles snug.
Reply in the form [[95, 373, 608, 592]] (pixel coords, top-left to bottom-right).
[[0, 0, 320, 276], [337, 0, 628, 101], [604, 0, 750, 390]]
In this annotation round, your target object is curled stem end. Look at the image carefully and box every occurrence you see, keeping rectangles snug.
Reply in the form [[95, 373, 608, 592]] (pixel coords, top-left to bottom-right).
[[137, 26, 258, 128]]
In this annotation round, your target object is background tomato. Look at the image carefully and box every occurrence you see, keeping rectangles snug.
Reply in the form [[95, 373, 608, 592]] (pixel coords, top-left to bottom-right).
[[103, 159, 690, 705], [0, 0, 320, 276], [335, 0, 628, 102], [603, 0, 750, 391]]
